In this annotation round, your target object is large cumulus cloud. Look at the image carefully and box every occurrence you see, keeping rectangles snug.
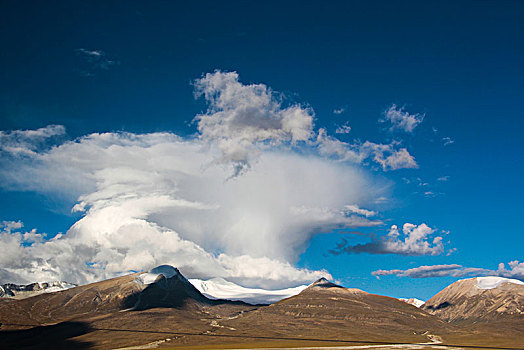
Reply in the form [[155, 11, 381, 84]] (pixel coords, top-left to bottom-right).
[[0, 71, 427, 288], [0, 134, 383, 288]]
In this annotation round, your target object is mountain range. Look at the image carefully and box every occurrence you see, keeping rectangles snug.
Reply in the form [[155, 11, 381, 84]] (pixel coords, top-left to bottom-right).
[[0, 281, 76, 299], [0, 266, 522, 349]]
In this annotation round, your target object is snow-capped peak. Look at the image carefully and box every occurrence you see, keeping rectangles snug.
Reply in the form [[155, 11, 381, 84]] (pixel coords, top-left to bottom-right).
[[309, 277, 339, 288], [475, 276, 524, 290], [189, 277, 307, 304], [136, 265, 187, 285], [399, 297, 425, 308]]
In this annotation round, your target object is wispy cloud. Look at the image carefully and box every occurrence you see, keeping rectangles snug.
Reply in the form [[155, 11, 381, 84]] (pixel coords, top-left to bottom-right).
[[0, 125, 65, 156], [403, 177, 429, 186], [333, 108, 345, 115], [344, 205, 377, 218], [381, 104, 424, 133], [442, 137, 454, 146], [373, 264, 464, 278], [372, 261, 524, 280], [75, 48, 118, 76], [335, 122, 351, 134], [401, 177, 445, 198], [437, 176, 450, 182], [330, 223, 446, 256]]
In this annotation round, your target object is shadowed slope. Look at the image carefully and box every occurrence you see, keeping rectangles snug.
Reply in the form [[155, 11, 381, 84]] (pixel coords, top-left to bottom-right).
[[0, 321, 94, 349], [124, 265, 214, 310], [0, 265, 250, 328], [0, 266, 256, 349]]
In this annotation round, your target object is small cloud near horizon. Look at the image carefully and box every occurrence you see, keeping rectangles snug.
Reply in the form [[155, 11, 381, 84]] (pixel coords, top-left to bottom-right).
[[329, 223, 446, 256], [372, 261, 524, 280]]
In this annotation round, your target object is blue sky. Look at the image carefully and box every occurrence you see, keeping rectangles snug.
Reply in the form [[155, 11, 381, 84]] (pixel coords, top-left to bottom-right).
[[0, 1, 523, 300]]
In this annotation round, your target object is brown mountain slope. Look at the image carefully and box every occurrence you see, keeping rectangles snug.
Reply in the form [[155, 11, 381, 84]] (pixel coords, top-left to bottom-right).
[[200, 279, 524, 349], [420, 276, 524, 349], [2, 271, 522, 349], [0, 266, 255, 349], [0, 273, 142, 326], [0, 265, 253, 325], [206, 278, 455, 346], [422, 276, 524, 321]]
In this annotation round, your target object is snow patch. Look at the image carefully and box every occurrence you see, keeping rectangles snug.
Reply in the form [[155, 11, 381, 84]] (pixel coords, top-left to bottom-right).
[[136, 265, 181, 285], [189, 277, 307, 304], [40, 282, 76, 293], [399, 297, 425, 308], [475, 276, 524, 290]]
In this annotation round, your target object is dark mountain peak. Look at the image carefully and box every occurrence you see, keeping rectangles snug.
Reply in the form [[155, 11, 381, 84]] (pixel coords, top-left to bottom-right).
[[129, 265, 211, 310], [150, 264, 180, 276], [309, 277, 343, 289], [136, 265, 192, 286]]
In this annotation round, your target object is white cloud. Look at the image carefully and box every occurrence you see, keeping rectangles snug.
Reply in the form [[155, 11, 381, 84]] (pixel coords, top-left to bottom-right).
[[0, 129, 384, 288], [75, 48, 118, 76], [374, 196, 389, 204], [363, 142, 417, 170], [335, 123, 351, 134], [0, 125, 65, 156], [498, 261, 524, 280], [0, 72, 430, 288], [330, 223, 445, 256], [333, 108, 345, 115], [381, 104, 424, 133], [1, 220, 23, 231], [316, 128, 362, 163], [372, 264, 463, 278], [442, 137, 454, 146], [437, 176, 450, 182], [193, 72, 417, 174], [372, 261, 524, 280], [193, 70, 314, 176], [344, 205, 377, 218], [317, 129, 418, 171]]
